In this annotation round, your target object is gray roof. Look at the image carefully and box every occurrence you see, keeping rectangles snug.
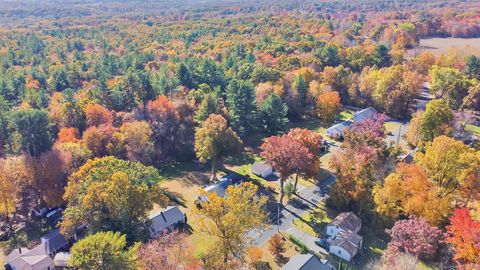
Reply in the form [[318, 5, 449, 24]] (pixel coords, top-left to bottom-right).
[[200, 178, 231, 200], [40, 229, 68, 254], [352, 107, 377, 122], [252, 162, 272, 174], [329, 212, 362, 233], [327, 120, 353, 133], [281, 254, 334, 270], [149, 206, 185, 234], [6, 245, 54, 270]]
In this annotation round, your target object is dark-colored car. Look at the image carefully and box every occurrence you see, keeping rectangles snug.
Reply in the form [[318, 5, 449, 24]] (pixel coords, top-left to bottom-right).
[[315, 239, 330, 250], [46, 208, 63, 225]]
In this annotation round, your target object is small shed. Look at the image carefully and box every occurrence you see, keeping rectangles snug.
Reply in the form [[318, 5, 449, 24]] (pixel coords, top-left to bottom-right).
[[251, 162, 273, 178]]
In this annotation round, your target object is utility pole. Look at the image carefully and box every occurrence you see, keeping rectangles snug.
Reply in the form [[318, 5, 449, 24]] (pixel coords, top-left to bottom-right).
[[397, 124, 401, 145], [277, 204, 281, 232]]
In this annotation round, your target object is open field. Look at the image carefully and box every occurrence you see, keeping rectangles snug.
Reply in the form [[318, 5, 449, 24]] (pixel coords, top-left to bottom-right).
[[407, 38, 480, 57]]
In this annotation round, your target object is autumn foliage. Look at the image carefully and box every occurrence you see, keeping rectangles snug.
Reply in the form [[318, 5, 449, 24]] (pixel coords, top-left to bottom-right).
[[446, 208, 480, 267]]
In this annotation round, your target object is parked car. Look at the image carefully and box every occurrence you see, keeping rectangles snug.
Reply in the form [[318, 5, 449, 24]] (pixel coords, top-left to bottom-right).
[[46, 208, 63, 225], [315, 239, 330, 250]]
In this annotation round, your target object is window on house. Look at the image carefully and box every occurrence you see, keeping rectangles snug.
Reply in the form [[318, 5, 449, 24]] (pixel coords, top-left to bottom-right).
[[338, 250, 341, 254]]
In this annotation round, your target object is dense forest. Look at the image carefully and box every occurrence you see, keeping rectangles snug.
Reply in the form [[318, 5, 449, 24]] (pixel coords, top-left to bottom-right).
[[0, 0, 479, 269]]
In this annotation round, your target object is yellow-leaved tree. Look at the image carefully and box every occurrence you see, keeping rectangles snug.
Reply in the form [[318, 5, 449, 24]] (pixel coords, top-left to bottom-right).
[[195, 182, 267, 269]]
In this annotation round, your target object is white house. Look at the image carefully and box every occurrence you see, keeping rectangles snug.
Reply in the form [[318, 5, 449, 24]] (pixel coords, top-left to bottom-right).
[[6, 229, 68, 270], [251, 162, 273, 178], [148, 206, 186, 238], [6, 247, 55, 270], [281, 254, 335, 270], [352, 107, 377, 123], [197, 178, 231, 202], [197, 173, 245, 202], [329, 231, 363, 262], [326, 212, 362, 262], [326, 212, 362, 237], [326, 121, 353, 139]]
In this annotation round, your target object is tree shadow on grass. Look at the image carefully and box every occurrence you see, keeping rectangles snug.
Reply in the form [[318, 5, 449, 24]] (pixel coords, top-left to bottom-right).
[[287, 197, 310, 210], [162, 189, 187, 208]]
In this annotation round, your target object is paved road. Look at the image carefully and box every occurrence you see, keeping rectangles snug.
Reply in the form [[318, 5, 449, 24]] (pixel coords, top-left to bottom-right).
[[247, 174, 336, 246]]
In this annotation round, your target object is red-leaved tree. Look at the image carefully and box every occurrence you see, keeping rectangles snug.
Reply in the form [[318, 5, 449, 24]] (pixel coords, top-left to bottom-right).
[[261, 134, 311, 206], [137, 230, 200, 270], [385, 215, 444, 261], [446, 208, 480, 268]]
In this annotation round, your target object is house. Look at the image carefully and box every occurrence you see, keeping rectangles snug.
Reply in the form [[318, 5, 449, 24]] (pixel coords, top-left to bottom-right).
[[40, 229, 68, 255], [326, 121, 353, 139], [148, 206, 186, 238], [197, 173, 245, 202], [197, 178, 231, 202], [281, 254, 335, 270], [326, 212, 361, 237], [251, 162, 273, 178], [6, 246, 55, 270], [352, 107, 377, 123], [329, 231, 363, 262], [5, 230, 68, 270], [326, 212, 362, 262]]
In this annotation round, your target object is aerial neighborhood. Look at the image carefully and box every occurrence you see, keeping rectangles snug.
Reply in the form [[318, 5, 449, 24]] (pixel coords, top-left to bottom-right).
[[0, 0, 480, 270]]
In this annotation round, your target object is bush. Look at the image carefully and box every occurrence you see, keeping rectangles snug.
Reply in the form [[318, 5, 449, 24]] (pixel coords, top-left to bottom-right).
[[284, 182, 297, 198], [251, 261, 272, 270], [288, 234, 309, 254]]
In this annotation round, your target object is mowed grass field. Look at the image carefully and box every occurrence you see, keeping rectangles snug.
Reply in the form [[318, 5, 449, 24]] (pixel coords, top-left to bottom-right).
[[407, 37, 480, 57]]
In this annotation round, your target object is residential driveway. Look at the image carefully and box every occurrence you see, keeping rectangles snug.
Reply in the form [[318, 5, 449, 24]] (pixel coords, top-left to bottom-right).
[[386, 121, 409, 147], [247, 173, 336, 246], [285, 226, 328, 255]]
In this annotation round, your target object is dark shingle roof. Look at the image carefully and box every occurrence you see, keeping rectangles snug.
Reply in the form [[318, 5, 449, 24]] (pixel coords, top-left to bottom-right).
[[149, 206, 185, 233], [281, 254, 333, 270]]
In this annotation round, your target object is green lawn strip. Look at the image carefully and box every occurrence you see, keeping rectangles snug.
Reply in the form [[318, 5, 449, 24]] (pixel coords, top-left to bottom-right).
[[384, 121, 401, 134], [292, 201, 331, 237], [465, 124, 480, 136], [338, 110, 354, 121]]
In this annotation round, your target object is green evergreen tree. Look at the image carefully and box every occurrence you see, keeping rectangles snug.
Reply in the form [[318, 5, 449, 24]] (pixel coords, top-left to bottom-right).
[[195, 93, 219, 124], [225, 79, 258, 136], [373, 44, 391, 67], [294, 75, 307, 109], [259, 93, 288, 135], [9, 108, 53, 156]]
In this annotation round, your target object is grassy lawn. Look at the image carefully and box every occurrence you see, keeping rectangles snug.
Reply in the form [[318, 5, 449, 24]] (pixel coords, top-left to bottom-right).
[[338, 110, 354, 121], [292, 201, 332, 237], [258, 234, 300, 270], [384, 121, 401, 134], [465, 124, 480, 136]]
